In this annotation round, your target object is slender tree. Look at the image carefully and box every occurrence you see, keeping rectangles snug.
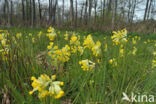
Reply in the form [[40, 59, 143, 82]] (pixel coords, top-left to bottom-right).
[[10, 0, 13, 25], [144, 0, 150, 21], [84, 0, 88, 25], [38, 0, 42, 22], [75, 0, 78, 27], [22, 0, 25, 22], [62, 0, 64, 24], [102, 0, 105, 23], [89, 0, 93, 23], [70, 0, 74, 26], [94, 0, 97, 24]]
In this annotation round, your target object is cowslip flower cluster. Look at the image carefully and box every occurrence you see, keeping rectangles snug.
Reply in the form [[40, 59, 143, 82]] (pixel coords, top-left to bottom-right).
[[54, 45, 71, 63], [83, 35, 95, 49], [70, 34, 84, 55], [0, 30, 9, 60], [83, 35, 101, 57], [111, 29, 128, 45], [91, 41, 101, 57], [46, 27, 57, 41], [48, 43, 71, 63], [29, 74, 64, 99], [79, 59, 95, 71]]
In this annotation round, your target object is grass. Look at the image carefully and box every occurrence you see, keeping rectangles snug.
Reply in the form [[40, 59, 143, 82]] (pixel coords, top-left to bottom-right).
[[0, 27, 156, 104]]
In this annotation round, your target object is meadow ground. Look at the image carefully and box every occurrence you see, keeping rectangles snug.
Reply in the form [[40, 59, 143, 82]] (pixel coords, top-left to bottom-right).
[[0, 27, 156, 104]]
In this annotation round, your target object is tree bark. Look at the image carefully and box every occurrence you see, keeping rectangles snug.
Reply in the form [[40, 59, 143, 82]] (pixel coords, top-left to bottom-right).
[[144, 0, 150, 21], [62, 0, 64, 24], [75, 0, 78, 27], [89, 0, 93, 23], [38, 0, 42, 24], [22, 0, 25, 22], [94, 0, 97, 24], [70, 0, 74, 26], [84, 0, 88, 25], [147, 0, 152, 20], [102, 0, 105, 23], [10, 0, 13, 25], [52, 0, 57, 25]]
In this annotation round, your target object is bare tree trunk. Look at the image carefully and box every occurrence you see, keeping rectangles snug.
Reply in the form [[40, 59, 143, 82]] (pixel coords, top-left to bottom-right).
[[6, 0, 10, 25], [3, 0, 6, 25], [107, 0, 112, 13], [52, 0, 57, 25], [38, 0, 42, 25], [80, 3, 84, 24], [127, 0, 131, 22], [49, 0, 52, 23], [32, 0, 36, 26], [62, 0, 64, 24], [84, 0, 88, 25], [30, 0, 32, 25], [102, 0, 105, 23], [70, 0, 74, 27], [22, 0, 25, 22], [131, 0, 136, 23], [150, 0, 155, 19], [10, 0, 13, 25], [147, 0, 152, 20], [112, 0, 115, 30], [114, 0, 117, 23], [75, 0, 78, 27], [26, 0, 29, 22], [94, 0, 97, 24], [144, 0, 150, 21], [89, 0, 93, 23]]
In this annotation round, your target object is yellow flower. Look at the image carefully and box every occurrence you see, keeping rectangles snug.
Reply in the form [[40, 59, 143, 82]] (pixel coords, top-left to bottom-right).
[[109, 58, 117, 66], [111, 28, 127, 45], [109, 59, 113, 64], [69, 34, 83, 55], [54, 91, 64, 99], [152, 60, 156, 69], [153, 51, 156, 56], [16, 33, 22, 39], [120, 49, 124, 57], [78, 46, 84, 55], [132, 46, 137, 56], [47, 27, 57, 41], [132, 38, 136, 44], [91, 41, 101, 57], [104, 44, 108, 52], [49, 44, 71, 63], [144, 41, 147, 44], [29, 33, 32, 37], [29, 74, 64, 99], [32, 37, 35, 43], [1, 39, 6, 46], [79, 59, 95, 71], [83, 35, 95, 49]]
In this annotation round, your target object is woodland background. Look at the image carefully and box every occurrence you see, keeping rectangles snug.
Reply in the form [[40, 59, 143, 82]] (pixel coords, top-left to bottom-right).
[[0, 0, 156, 33]]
